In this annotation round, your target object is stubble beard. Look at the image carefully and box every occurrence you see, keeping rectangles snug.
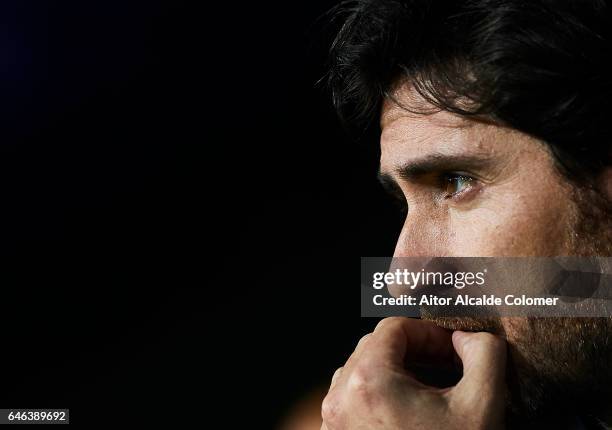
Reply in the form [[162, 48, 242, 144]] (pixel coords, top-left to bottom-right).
[[424, 183, 612, 421]]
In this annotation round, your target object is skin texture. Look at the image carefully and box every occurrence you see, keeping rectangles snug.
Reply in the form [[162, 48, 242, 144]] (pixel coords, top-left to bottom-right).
[[321, 85, 612, 429], [322, 318, 506, 430], [379, 95, 576, 258]]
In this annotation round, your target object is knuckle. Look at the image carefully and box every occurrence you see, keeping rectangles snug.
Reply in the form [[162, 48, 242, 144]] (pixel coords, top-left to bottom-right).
[[374, 317, 406, 333], [358, 333, 372, 344], [356, 333, 372, 348], [344, 364, 394, 415], [321, 393, 341, 424], [331, 367, 343, 385], [347, 364, 379, 399]]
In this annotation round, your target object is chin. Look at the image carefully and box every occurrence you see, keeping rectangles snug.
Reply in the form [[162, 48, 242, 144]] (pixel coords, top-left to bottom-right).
[[421, 313, 505, 334]]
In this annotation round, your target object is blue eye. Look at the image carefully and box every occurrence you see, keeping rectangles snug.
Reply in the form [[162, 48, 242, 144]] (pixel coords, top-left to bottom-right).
[[445, 174, 474, 197]]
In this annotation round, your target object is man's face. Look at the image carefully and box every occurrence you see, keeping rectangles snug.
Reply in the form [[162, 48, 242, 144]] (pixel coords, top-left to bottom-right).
[[380, 91, 579, 258], [379, 85, 612, 417]]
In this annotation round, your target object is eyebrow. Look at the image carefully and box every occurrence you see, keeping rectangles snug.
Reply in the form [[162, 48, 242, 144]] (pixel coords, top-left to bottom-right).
[[378, 153, 494, 186]]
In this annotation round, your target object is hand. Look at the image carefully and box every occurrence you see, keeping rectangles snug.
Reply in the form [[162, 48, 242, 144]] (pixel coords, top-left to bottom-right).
[[321, 317, 507, 429]]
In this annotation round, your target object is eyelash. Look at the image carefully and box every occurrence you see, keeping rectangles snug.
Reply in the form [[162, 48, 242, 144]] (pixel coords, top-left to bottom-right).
[[441, 173, 476, 199], [382, 172, 479, 215]]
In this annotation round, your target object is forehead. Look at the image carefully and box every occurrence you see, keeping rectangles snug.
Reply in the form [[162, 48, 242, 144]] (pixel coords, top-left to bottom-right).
[[379, 86, 531, 170]]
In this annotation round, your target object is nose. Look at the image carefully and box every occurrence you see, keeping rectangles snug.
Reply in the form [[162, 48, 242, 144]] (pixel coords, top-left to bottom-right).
[[393, 215, 446, 257], [388, 214, 452, 299], [386, 255, 432, 298]]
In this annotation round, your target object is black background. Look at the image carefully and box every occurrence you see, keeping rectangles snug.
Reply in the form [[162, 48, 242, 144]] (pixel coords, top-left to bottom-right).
[[0, 1, 403, 426]]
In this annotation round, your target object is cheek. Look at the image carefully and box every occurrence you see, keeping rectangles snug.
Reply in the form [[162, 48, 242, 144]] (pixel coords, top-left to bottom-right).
[[445, 187, 574, 256], [394, 193, 573, 257]]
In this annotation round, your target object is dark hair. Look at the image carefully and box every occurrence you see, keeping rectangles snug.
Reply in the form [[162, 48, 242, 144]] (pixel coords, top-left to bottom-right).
[[327, 0, 612, 181]]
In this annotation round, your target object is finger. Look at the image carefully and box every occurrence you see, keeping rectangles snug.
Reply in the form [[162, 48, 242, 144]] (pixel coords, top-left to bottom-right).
[[329, 367, 343, 391], [452, 330, 507, 399], [328, 333, 371, 395], [355, 333, 372, 353], [342, 333, 372, 371], [360, 317, 455, 371]]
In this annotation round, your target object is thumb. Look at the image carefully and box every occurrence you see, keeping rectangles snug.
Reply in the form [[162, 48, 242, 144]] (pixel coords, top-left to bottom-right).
[[452, 331, 507, 401]]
